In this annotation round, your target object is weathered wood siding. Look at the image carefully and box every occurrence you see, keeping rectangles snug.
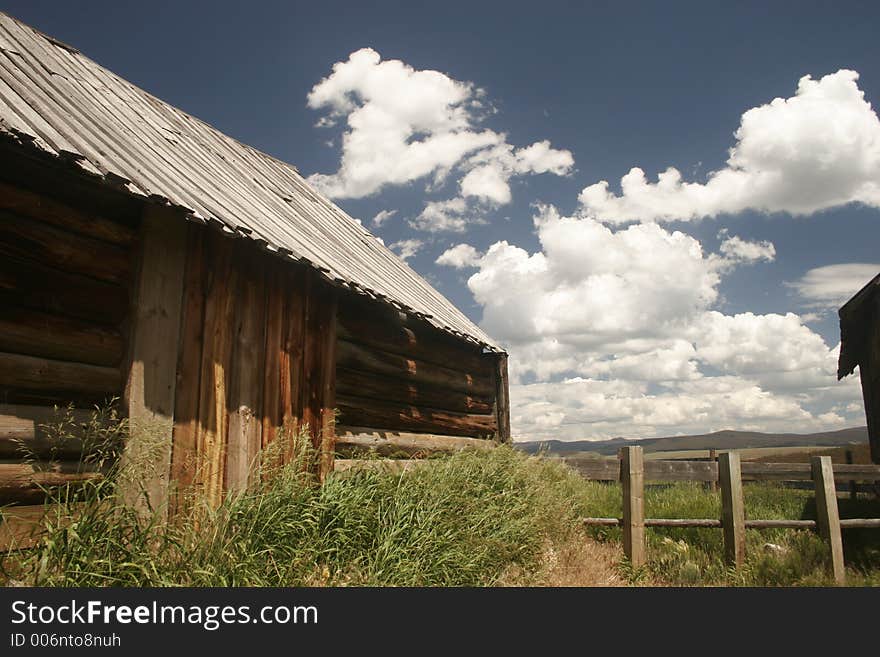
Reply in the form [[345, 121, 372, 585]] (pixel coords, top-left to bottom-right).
[[169, 225, 338, 507], [859, 295, 880, 463], [334, 293, 502, 442], [0, 178, 135, 519], [0, 182, 134, 407]]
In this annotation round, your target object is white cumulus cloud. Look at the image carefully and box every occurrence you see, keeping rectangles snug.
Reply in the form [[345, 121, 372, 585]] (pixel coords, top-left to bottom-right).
[[436, 243, 483, 268], [578, 69, 880, 223], [438, 205, 863, 440], [307, 48, 572, 231], [372, 209, 397, 227], [389, 238, 424, 262], [789, 263, 879, 308]]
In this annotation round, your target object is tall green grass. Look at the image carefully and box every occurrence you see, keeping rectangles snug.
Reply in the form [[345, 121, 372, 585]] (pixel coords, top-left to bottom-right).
[[1, 425, 587, 586]]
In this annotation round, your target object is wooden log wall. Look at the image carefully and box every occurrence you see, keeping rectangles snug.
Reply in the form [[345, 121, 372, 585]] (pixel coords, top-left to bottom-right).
[[859, 294, 880, 463], [0, 181, 134, 407], [0, 178, 136, 520], [334, 293, 504, 446], [169, 225, 338, 508]]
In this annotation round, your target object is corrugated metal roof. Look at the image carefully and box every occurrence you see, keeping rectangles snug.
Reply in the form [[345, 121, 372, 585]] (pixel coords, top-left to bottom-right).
[[0, 12, 501, 351]]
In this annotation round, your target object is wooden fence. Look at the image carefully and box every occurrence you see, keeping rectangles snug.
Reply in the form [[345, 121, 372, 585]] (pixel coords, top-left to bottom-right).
[[580, 447, 880, 584]]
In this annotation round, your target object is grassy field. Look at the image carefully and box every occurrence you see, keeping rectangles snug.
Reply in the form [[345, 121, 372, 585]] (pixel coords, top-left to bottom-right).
[[2, 428, 878, 586], [577, 479, 880, 586]]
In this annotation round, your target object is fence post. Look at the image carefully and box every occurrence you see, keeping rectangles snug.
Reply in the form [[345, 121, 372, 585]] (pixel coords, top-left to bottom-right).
[[845, 450, 856, 500], [620, 446, 645, 568], [812, 456, 845, 585], [709, 449, 718, 493], [719, 451, 745, 568]]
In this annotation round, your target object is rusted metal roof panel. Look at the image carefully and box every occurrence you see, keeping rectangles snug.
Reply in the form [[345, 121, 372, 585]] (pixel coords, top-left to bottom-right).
[[0, 12, 501, 351]]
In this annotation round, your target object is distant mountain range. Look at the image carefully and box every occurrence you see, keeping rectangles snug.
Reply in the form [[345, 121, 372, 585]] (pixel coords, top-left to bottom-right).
[[514, 427, 869, 456]]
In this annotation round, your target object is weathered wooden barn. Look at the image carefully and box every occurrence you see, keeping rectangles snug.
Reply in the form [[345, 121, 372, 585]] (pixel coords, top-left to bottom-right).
[[838, 272, 880, 464], [0, 12, 509, 522]]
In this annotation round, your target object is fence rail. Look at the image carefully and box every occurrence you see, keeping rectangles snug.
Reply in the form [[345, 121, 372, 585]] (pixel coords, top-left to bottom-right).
[[580, 447, 880, 584]]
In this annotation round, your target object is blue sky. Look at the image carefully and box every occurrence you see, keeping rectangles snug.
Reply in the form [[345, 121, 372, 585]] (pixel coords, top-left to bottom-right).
[[5, 1, 880, 440]]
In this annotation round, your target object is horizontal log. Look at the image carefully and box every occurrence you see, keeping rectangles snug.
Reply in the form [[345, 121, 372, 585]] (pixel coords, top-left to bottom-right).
[[583, 517, 622, 526], [564, 458, 620, 481], [0, 181, 136, 246], [741, 462, 880, 483], [0, 351, 122, 396], [0, 503, 84, 551], [336, 395, 498, 439], [839, 519, 880, 528], [0, 306, 124, 367], [335, 426, 496, 457], [0, 461, 102, 505], [0, 210, 131, 284], [336, 367, 493, 415], [567, 458, 880, 483], [0, 404, 94, 458], [332, 459, 425, 474], [0, 255, 130, 325], [745, 519, 817, 529], [583, 518, 831, 529], [337, 300, 492, 374], [645, 459, 718, 483], [337, 339, 495, 397]]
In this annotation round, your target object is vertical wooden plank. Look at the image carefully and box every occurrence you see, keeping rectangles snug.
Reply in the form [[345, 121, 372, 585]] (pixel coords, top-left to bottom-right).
[[169, 224, 206, 509], [719, 451, 745, 568], [225, 248, 266, 494], [301, 269, 323, 451], [493, 352, 511, 443], [812, 455, 846, 585], [620, 445, 645, 568], [193, 232, 237, 508], [318, 285, 339, 481], [281, 267, 306, 462], [122, 203, 187, 515], [261, 265, 283, 452]]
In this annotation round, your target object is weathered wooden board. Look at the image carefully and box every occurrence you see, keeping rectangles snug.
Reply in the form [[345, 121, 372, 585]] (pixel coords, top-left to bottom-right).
[[0, 210, 131, 283], [0, 180, 136, 246], [332, 458, 426, 474], [225, 250, 266, 493], [337, 297, 492, 374], [493, 353, 511, 443], [315, 285, 338, 480], [335, 367, 493, 415], [0, 461, 102, 505], [0, 351, 121, 395], [336, 394, 497, 438], [193, 232, 237, 508], [0, 305, 123, 366], [169, 224, 206, 500], [566, 457, 880, 483], [122, 203, 187, 514], [0, 255, 129, 325], [337, 339, 495, 397], [0, 403, 94, 458], [335, 426, 496, 457], [261, 265, 284, 452]]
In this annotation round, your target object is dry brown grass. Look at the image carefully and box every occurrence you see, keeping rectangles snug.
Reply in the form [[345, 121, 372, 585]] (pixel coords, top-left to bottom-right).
[[498, 530, 664, 587]]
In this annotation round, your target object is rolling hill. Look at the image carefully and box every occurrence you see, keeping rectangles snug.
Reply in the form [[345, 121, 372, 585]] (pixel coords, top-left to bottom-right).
[[515, 426, 869, 456]]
